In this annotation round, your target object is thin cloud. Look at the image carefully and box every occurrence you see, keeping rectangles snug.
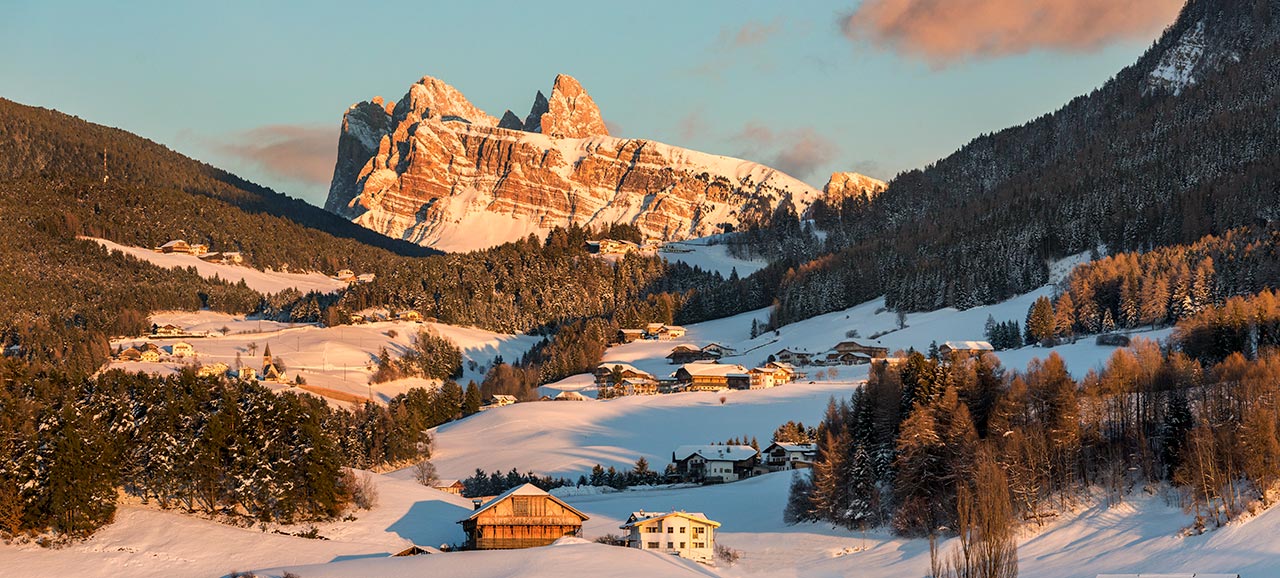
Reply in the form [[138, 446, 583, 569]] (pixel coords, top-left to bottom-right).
[[721, 18, 784, 48], [842, 0, 1183, 66], [677, 109, 710, 142], [209, 124, 337, 186], [731, 122, 839, 180]]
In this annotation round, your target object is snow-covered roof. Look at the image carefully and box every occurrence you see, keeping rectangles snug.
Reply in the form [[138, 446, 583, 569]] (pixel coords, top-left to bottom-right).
[[554, 391, 588, 400], [160, 240, 187, 248], [621, 510, 721, 529], [677, 363, 748, 377], [460, 483, 589, 522], [596, 362, 652, 377], [434, 479, 461, 488], [766, 361, 797, 372], [766, 442, 817, 453], [674, 445, 757, 462], [942, 340, 994, 351]]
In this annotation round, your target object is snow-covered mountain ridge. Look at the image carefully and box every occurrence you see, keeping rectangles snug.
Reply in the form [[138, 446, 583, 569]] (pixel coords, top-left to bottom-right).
[[324, 74, 835, 252]]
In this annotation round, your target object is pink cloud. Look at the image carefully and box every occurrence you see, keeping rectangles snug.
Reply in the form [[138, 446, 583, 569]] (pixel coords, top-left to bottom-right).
[[732, 122, 839, 180], [842, 0, 1183, 65], [210, 125, 336, 186]]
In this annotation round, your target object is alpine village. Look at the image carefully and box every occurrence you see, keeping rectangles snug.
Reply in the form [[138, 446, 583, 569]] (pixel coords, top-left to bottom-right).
[[4, 1, 1280, 577]]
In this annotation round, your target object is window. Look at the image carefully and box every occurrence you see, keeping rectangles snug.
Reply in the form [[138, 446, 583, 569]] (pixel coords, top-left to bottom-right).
[[667, 542, 674, 548], [667, 527, 674, 533], [645, 526, 658, 533], [647, 542, 659, 549], [680, 542, 686, 548], [693, 527, 704, 534], [694, 542, 705, 548], [511, 496, 531, 516], [679, 527, 686, 533]]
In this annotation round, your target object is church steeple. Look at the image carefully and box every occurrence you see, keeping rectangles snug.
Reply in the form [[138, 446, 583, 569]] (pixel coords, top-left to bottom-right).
[[262, 343, 272, 370]]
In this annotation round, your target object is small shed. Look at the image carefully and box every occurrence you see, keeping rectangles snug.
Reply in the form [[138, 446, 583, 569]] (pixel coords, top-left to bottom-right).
[[433, 479, 464, 495], [458, 483, 588, 550]]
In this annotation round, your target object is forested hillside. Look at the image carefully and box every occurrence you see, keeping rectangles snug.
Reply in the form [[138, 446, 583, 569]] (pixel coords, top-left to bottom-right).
[[773, 0, 1280, 324], [0, 98, 435, 259]]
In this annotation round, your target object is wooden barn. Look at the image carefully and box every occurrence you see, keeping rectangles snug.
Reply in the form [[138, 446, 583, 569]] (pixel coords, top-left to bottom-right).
[[459, 483, 588, 550]]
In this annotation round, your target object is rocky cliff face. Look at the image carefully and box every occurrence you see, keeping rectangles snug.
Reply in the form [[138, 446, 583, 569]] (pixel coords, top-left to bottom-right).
[[325, 74, 821, 252], [823, 172, 887, 203]]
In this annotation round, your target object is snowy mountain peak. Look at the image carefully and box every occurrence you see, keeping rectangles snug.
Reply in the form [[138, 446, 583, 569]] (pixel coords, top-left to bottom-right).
[[325, 73, 822, 252], [395, 75, 497, 126], [541, 74, 609, 138]]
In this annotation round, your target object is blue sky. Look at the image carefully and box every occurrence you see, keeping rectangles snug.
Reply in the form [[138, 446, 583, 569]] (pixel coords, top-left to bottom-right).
[[0, 0, 1179, 206]]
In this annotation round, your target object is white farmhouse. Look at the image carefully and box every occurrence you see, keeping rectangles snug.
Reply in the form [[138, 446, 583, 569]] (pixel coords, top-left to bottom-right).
[[621, 510, 720, 564], [672, 445, 759, 483]]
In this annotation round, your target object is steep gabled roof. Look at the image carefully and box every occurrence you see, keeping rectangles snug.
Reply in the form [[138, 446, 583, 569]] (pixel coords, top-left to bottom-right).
[[674, 444, 757, 462], [621, 510, 721, 529], [596, 362, 653, 378], [764, 442, 817, 453], [459, 483, 589, 523], [942, 340, 994, 351], [678, 363, 748, 377]]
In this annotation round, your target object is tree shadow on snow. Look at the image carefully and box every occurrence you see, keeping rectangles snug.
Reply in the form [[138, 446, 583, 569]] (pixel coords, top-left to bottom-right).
[[386, 499, 471, 547]]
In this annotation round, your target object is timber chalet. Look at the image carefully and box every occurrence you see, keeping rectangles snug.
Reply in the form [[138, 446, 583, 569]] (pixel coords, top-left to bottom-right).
[[458, 484, 588, 549]]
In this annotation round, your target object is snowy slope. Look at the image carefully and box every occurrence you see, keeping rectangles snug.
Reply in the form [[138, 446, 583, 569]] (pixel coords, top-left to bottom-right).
[[110, 312, 538, 405], [88, 238, 348, 295], [660, 239, 768, 278], [0, 474, 475, 578], [430, 378, 858, 480], [259, 539, 717, 578]]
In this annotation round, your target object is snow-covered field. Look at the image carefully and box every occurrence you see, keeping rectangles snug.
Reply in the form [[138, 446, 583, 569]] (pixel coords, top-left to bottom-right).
[[661, 239, 768, 277], [7, 465, 1273, 578], [88, 238, 349, 295], [108, 311, 538, 404], [432, 378, 861, 480]]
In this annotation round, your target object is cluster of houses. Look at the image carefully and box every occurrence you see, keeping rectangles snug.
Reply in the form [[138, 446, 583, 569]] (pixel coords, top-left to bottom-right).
[[115, 342, 192, 363], [334, 269, 377, 284], [671, 442, 816, 484], [617, 323, 687, 343], [774, 339, 890, 367], [156, 239, 243, 266], [665, 342, 732, 364], [454, 483, 724, 564], [586, 238, 662, 256], [593, 359, 802, 397], [114, 341, 290, 384], [773, 339, 995, 367], [347, 310, 423, 324]]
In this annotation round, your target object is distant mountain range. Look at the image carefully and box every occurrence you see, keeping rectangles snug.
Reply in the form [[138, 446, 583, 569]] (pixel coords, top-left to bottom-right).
[[324, 74, 877, 252]]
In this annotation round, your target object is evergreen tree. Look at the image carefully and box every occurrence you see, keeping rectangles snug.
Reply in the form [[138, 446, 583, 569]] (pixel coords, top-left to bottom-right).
[[1025, 296, 1056, 344]]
